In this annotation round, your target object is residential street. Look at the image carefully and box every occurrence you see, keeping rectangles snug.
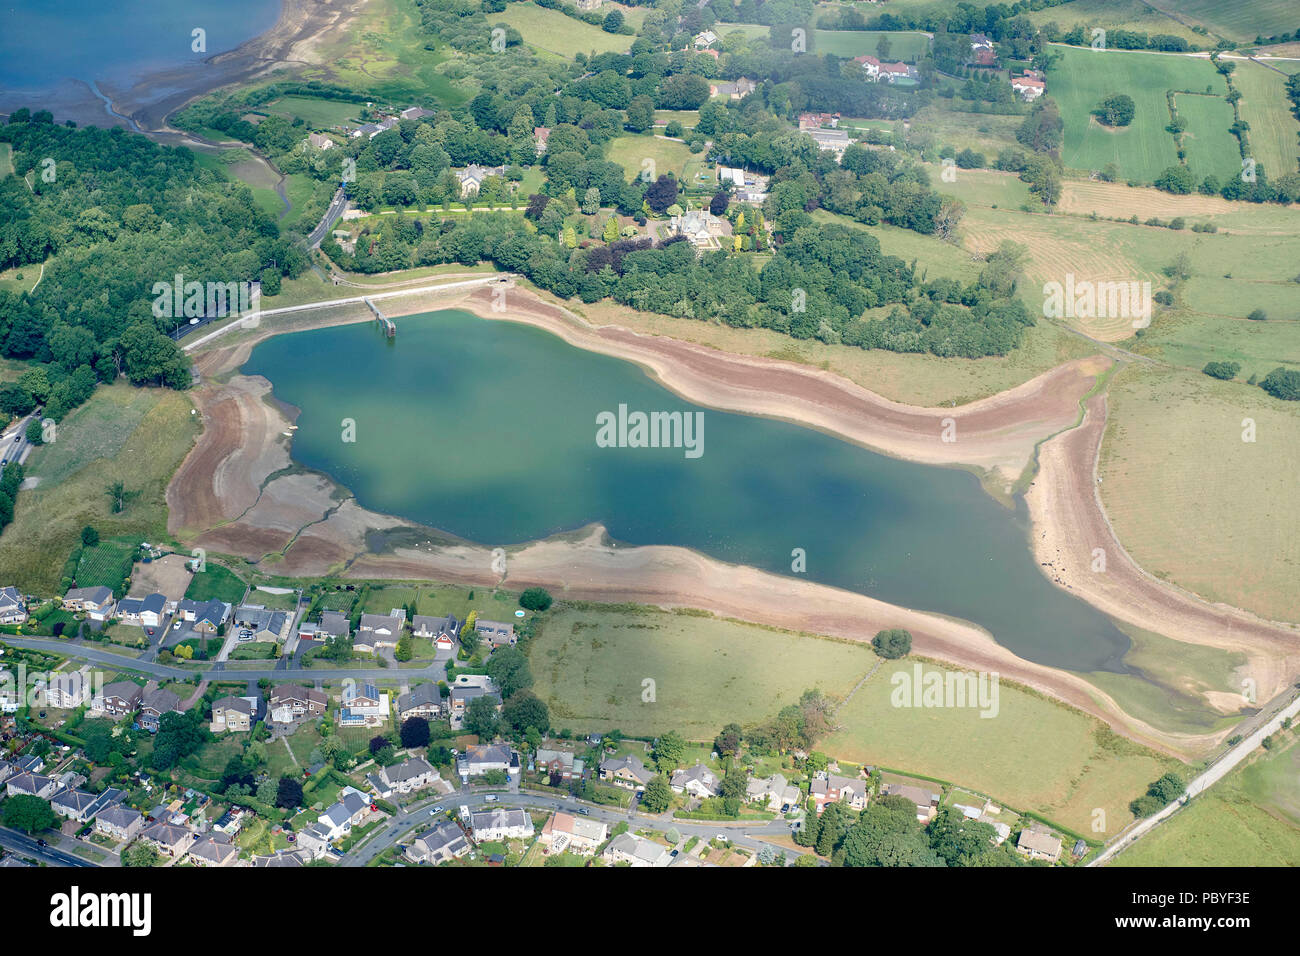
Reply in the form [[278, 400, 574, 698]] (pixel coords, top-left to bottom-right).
[[0, 825, 99, 868]]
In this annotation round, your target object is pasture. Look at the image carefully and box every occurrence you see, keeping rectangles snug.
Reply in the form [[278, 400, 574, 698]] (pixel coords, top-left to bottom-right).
[[1143, 0, 1300, 43], [494, 3, 635, 58], [264, 95, 364, 128], [811, 30, 931, 62], [75, 537, 138, 591], [1233, 60, 1300, 178], [1047, 45, 1230, 182], [605, 134, 694, 182], [1026, 0, 1207, 46]]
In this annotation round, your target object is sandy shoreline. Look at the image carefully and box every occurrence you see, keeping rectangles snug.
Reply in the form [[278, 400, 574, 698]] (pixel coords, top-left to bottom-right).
[[166, 282, 1299, 757]]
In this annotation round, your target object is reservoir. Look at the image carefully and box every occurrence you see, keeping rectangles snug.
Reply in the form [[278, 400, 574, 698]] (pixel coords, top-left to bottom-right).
[[242, 309, 1132, 673]]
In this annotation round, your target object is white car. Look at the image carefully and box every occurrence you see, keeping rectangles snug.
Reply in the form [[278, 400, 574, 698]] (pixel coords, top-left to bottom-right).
[[484, 794, 497, 803]]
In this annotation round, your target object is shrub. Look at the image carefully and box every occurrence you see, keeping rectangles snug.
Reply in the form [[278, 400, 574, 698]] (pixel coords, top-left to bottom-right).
[[519, 587, 553, 611], [871, 628, 912, 659], [1202, 361, 1240, 380]]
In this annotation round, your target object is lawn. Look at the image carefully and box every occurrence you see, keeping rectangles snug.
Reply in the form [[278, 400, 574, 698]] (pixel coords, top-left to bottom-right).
[[1233, 59, 1300, 179], [1047, 44, 1229, 182], [820, 661, 1179, 836], [1113, 731, 1300, 866], [493, 3, 635, 58], [528, 605, 873, 739], [811, 30, 931, 62], [605, 134, 694, 183], [184, 563, 248, 606], [0, 383, 199, 592], [1098, 364, 1300, 625], [907, 105, 1026, 158]]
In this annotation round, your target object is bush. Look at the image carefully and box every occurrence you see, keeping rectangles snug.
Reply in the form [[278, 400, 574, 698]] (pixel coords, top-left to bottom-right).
[[871, 628, 912, 659], [1202, 361, 1240, 380], [1247, 308, 1267, 321], [519, 587, 553, 611], [1259, 367, 1300, 401]]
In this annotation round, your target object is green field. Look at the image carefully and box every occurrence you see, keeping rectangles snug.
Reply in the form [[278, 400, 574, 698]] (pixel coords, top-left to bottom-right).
[[1114, 730, 1300, 866], [185, 564, 248, 606], [605, 134, 694, 182], [811, 30, 931, 61], [74, 537, 138, 591], [1026, 0, 1208, 46], [1171, 90, 1243, 178], [1233, 59, 1300, 178], [529, 605, 873, 739], [0, 384, 200, 592], [264, 95, 364, 128], [1048, 45, 1233, 182], [907, 105, 1025, 158], [1144, 0, 1300, 43], [494, 3, 635, 58]]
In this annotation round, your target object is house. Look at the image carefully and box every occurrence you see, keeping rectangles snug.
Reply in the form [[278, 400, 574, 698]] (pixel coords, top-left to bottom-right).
[[971, 46, 997, 66], [115, 592, 166, 629], [454, 165, 506, 198], [210, 695, 262, 733], [298, 787, 372, 858], [95, 804, 144, 843], [0, 760, 12, 785], [12, 754, 44, 774], [599, 754, 653, 790], [339, 682, 389, 727], [970, 32, 995, 51], [176, 598, 229, 634], [805, 127, 851, 157], [0, 586, 26, 625], [693, 30, 718, 50], [412, 614, 460, 650], [881, 781, 941, 822], [603, 831, 672, 867], [187, 832, 239, 867], [745, 773, 800, 812], [449, 677, 501, 721], [535, 747, 585, 781], [1016, 828, 1063, 863], [269, 684, 327, 725], [457, 743, 519, 782], [670, 763, 721, 799], [137, 821, 194, 858], [406, 820, 472, 864], [355, 611, 405, 653], [367, 755, 439, 799], [798, 112, 840, 130], [467, 807, 532, 842], [1010, 74, 1046, 101], [7, 772, 59, 799], [715, 165, 769, 204], [668, 209, 728, 250], [877, 61, 918, 83], [307, 132, 334, 150], [396, 683, 442, 722], [63, 586, 116, 621], [316, 611, 351, 641], [474, 619, 515, 648], [93, 681, 143, 717], [400, 106, 435, 121], [533, 127, 550, 155], [710, 77, 756, 100], [212, 808, 247, 837], [233, 605, 290, 644], [811, 773, 868, 813], [540, 812, 607, 855], [0, 680, 17, 715], [138, 687, 182, 733], [44, 667, 94, 709], [854, 54, 881, 78]]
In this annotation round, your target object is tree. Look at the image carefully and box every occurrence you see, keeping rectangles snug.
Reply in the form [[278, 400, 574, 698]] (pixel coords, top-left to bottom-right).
[[104, 479, 140, 514], [643, 174, 679, 214], [602, 8, 624, 32], [625, 95, 655, 133], [1154, 165, 1195, 194], [1093, 93, 1136, 127], [486, 646, 533, 698], [709, 191, 729, 216], [872, 628, 913, 659], [713, 722, 742, 757], [80, 525, 99, 547], [519, 587, 553, 611], [1202, 361, 1240, 380], [502, 690, 550, 735], [123, 842, 161, 868], [582, 187, 602, 215], [25, 420, 43, 445], [276, 776, 304, 809], [642, 774, 673, 813], [3, 794, 57, 833], [464, 695, 500, 739], [876, 33, 892, 59], [652, 730, 686, 772], [602, 216, 620, 243], [935, 197, 965, 242], [151, 711, 208, 770], [400, 716, 431, 749], [1260, 367, 1300, 401]]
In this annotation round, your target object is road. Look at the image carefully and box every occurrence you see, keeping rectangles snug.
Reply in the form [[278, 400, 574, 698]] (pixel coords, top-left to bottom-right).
[[343, 786, 801, 867], [1090, 686, 1300, 866], [308, 186, 349, 247], [0, 409, 39, 480], [0, 826, 97, 868]]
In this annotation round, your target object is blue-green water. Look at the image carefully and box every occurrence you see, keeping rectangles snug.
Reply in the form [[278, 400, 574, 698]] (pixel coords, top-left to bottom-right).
[[242, 309, 1131, 672], [0, 0, 280, 92]]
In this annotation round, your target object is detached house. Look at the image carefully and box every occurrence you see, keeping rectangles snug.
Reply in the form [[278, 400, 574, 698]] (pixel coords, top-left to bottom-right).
[[467, 807, 533, 842], [269, 685, 327, 725], [710, 77, 757, 99], [475, 619, 515, 648], [1016, 828, 1063, 863], [233, 605, 290, 644], [540, 812, 607, 855], [693, 30, 718, 50], [1010, 73, 1046, 101], [603, 831, 671, 867], [0, 586, 27, 625], [7, 771, 58, 799], [339, 682, 389, 727], [670, 764, 721, 799], [811, 773, 868, 813], [210, 695, 263, 733], [298, 788, 372, 858], [355, 612, 404, 653], [457, 744, 519, 782], [535, 747, 585, 781], [139, 687, 182, 733], [367, 755, 440, 799], [396, 683, 442, 722], [189, 833, 239, 867], [93, 681, 143, 718], [454, 165, 506, 198], [881, 781, 941, 822], [176, 598, 229, 634], [44, 667, 94, 709], [138, 821, 194, 859], [63, 586, 116, 621], [746, 773, 800, 812], [599, 754, 653, 791], [406, 820, 471, 865], [116, 592, 166, 629], [412, 614, 460, 652], [316, 611, 351, 641]]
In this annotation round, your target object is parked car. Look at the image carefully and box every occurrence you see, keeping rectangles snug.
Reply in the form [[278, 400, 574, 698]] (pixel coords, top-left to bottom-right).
[[576, 807, 590, 816], [484, 794, 497, 803]]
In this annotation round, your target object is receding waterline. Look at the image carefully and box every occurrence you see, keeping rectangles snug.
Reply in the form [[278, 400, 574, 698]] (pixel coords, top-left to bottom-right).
[[241, 309, 1131, 673]]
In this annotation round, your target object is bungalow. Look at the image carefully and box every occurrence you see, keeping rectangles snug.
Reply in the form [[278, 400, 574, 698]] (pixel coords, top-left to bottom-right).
[[457, 743, 519, 782], [467, 807, 533, 842], [188, 832, 239, 867], [454, 165, 506, 198], [745, 773, 800, 812], [44, 667, 94, 709], [339, 682, 389, 727], [406, 820, 472, 865], [535, 747, 585, 781], [970, 32, 995, 51], [396, 683, 442, 722], [412, 614, 461, 651], [7, 771, 59, 799], [298, 787, 372, 858], [137, 821, 194, 858], [307, 132, 334, 150], [603, 831, 672, 867], [0, 586, 26, 625], [115, 592, 166, 629], [540, 812, 607, 855], [881, 781, 941, 822], [474, 618, 515, 648], [316, 611, 351, 641], [176, 598, 229, 634], [62, 586, 116, 621], [1010, 74, 1046, 101], [598, 754, 653, 790], [355, 612, 404, 653], [93, 681, 143, 718], [95, 804, 144, 843], [670, 764, 721, 799], [1016, 828, 1063, 863], [139, 687, 182, 733], [449, 678, 501, 721], [269, 684, 327, 724], [693, 30, 718, 50], [233, 605, 290, 644], [210, 695, 263, 733], [710, 77, 757, 100], [367, 755, 440, 799], [811, 773, 868, 813]]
